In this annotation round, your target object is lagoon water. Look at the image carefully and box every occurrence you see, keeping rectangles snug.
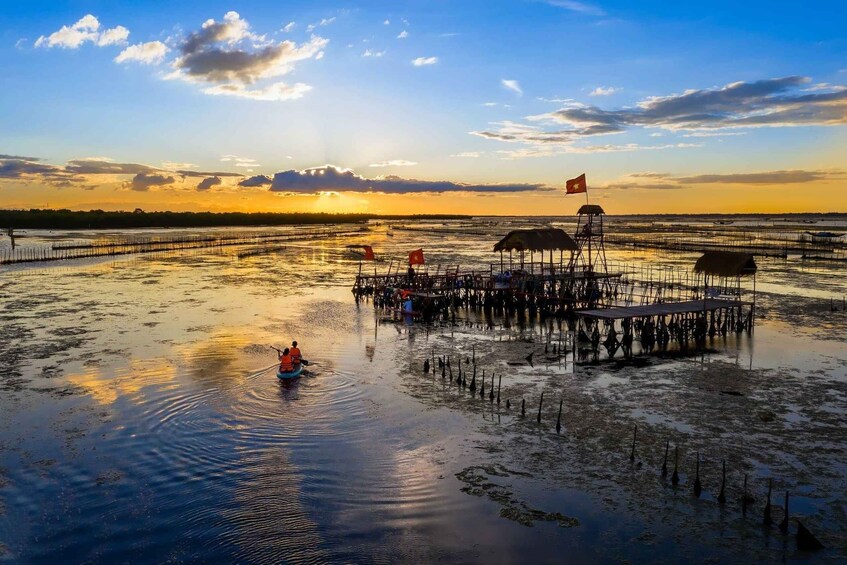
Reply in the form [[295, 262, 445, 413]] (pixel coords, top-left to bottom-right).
[[1, 218, 846, 562]]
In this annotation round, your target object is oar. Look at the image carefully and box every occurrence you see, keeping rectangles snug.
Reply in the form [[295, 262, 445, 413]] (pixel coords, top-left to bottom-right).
[[247, 363, 281, 380], [270, 346, 317, 367]]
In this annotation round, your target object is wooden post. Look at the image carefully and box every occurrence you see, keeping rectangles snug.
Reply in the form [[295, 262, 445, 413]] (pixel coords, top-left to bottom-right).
[[751, 271, 756, 331]]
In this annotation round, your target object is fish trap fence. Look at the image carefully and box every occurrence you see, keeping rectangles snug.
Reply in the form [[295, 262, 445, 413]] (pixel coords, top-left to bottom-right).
[[0, 226, 368, 265]]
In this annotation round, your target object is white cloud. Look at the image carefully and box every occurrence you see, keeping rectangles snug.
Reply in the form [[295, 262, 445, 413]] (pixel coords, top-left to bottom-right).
[[15, 38, 27, 49], [495, 143, 700, 159], [167, 12, 327, 101], [802, 82, 847, 92], [501, 79, 522, 96], [202, 81, 312, 101], [543, 1, 605, 16], [384, 19, 391, 25], [96, 25, 129, 46], [397, 30, 409, 39], [115, 41, 169, 64], [537, 96, 580, 104], [589, 86, 620, 96], [35, 14, 129, 49], [412, 56, 438, 66], [472, 75, 847, 160], [369, 160, 417, 167], [307, 17, 336, 32], [219, 155, 260, 169], [682, 131, 748, 138], [363, 49, 385, 58], [451, 152, 483, 158], [483, 102, 498, 107], [282, 22, 296, 33], [35, 14, 99, 48], [533, 76, 847, 133], [162, 161, 197, 170]]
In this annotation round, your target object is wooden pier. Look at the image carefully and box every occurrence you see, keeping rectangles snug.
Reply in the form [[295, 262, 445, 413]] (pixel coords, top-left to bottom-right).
[[578, 298, 749, 320], [353, 208, 760, 362]]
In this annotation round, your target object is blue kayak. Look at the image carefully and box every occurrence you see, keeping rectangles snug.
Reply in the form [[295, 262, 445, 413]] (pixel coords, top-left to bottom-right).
[[277, 365, 304, 380]]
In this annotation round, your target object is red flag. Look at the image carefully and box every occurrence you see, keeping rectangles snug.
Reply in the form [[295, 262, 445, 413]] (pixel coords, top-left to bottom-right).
[[408, 248, 425, 265], [363, 245, 375, 261], [566, 173, 587, 195]]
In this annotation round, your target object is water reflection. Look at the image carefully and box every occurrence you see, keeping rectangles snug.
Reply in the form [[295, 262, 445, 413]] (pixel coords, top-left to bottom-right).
[[0, 221, 845, 562]]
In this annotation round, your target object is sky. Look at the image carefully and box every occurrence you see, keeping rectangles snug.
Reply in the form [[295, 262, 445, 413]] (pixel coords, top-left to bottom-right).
[[1, 0, 845, 215]]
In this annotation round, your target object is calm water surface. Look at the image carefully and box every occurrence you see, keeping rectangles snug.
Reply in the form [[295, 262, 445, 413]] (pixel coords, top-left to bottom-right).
[[1, 220, 845, 563]]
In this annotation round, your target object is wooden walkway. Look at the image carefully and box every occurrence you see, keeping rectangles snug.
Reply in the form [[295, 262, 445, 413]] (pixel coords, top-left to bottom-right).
[[578, 298, 749, 320]]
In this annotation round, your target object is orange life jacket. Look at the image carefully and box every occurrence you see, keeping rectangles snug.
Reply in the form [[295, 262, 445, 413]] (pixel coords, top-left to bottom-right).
[[290, 347, 302, 364], [279, 354, 294, 372]]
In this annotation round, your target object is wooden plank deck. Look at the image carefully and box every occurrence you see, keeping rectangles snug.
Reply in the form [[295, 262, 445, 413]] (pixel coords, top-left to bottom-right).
[[578, 298, 749, 320]]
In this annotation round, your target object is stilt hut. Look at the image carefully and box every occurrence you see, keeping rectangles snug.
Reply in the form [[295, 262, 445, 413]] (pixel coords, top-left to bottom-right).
[[693, 251, 757, 301], [493, 228, 578, 276]]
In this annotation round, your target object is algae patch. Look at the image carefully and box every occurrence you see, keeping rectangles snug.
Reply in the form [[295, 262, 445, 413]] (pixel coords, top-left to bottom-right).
[[456, 464, 579, 528]]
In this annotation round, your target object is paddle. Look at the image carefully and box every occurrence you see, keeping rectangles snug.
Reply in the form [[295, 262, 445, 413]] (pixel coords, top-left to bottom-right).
[[269, 346, 315, 366]]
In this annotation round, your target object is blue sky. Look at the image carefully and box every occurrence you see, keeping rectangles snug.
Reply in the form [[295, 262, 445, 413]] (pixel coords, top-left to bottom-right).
[[1, 1, 845, 213]]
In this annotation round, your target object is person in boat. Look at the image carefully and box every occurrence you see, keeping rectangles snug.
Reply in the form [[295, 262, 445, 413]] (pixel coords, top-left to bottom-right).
[[403, 294, 414, 313], [290, 341, 302, 366], [278, 347, 294, 373]]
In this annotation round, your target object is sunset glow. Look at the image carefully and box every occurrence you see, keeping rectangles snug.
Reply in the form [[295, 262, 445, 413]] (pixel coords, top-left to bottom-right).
[[2, 2, 845, 214]]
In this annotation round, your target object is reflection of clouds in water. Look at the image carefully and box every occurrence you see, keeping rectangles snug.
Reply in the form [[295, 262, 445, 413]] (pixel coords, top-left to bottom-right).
[[175, 330, 247, 387], [65, 358, 177, 405]]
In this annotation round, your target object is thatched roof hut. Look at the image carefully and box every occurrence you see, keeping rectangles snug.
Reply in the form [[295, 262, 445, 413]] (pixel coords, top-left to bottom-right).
[[694, 251, 757, 277], [493, 228, 578, 253], [577, 204, 605, 216]]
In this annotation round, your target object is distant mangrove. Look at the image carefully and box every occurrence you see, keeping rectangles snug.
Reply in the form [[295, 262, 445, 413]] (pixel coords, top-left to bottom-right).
[[0, 209, 469, 230]]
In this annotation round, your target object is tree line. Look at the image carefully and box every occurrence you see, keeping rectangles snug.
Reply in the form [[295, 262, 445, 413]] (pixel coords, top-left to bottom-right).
[[0, 209, 469, 230]]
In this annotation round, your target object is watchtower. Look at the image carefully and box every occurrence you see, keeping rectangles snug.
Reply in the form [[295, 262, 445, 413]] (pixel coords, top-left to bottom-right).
[[571, 204, 608, 275]]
